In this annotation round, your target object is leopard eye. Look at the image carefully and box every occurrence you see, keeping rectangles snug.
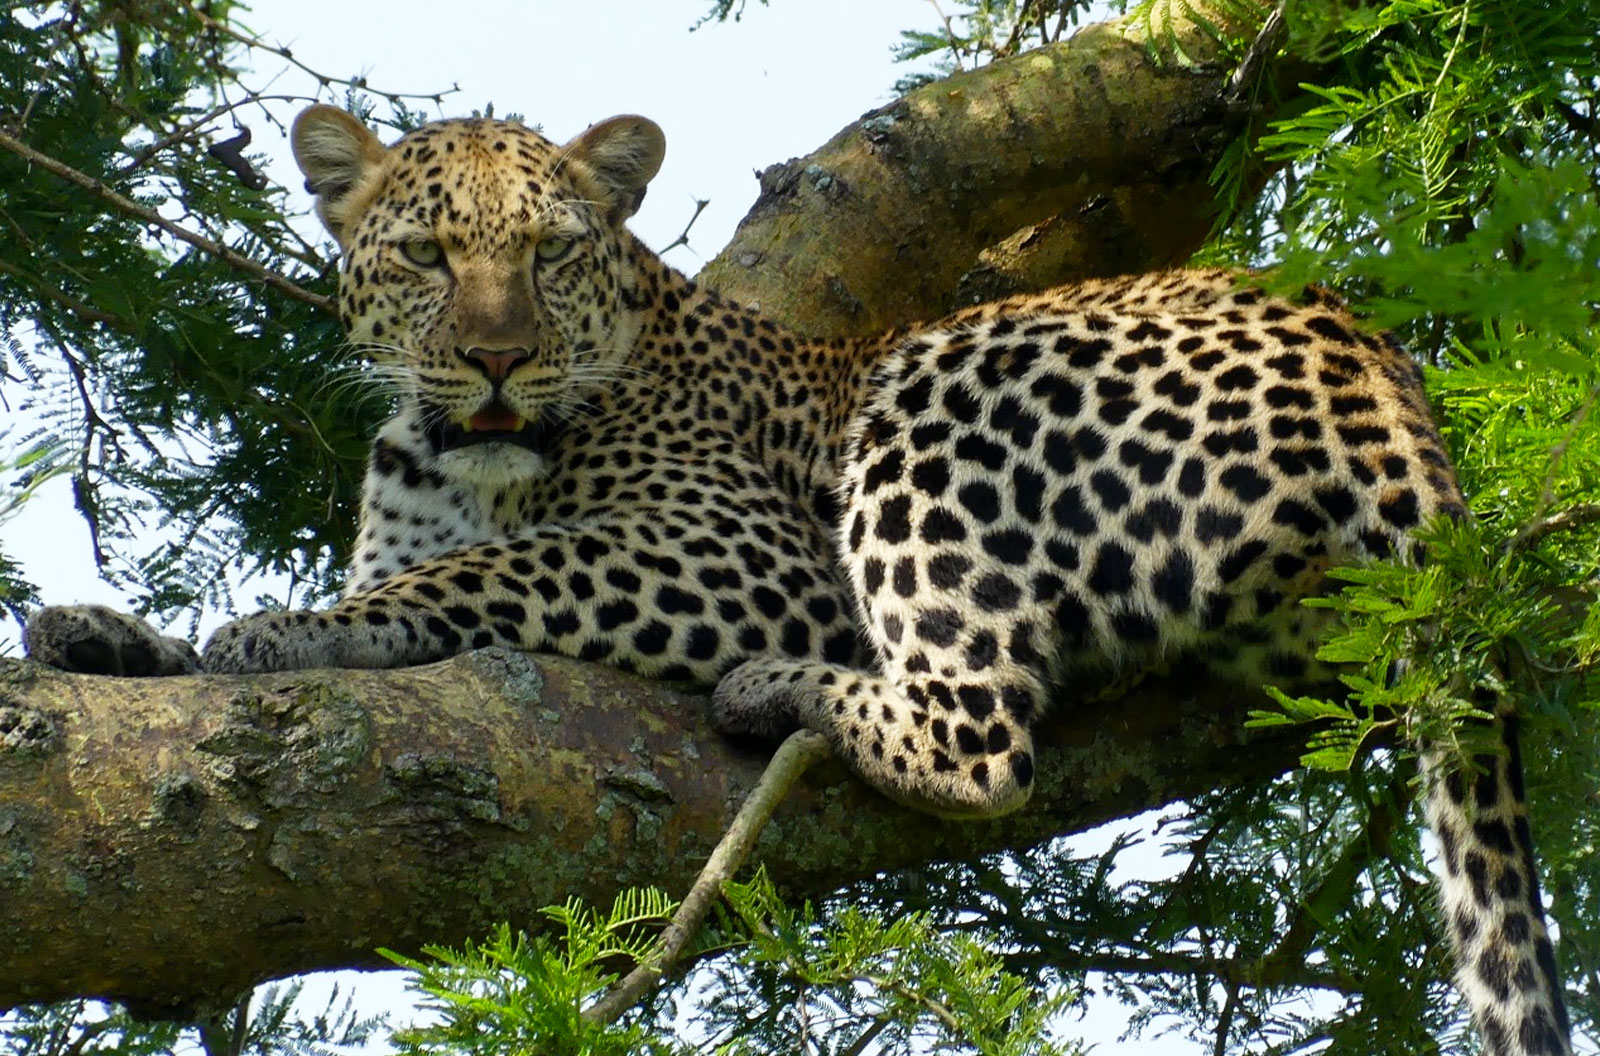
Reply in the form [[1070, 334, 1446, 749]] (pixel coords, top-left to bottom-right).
[[534, 236, 573, 265], [400, 239, 444, 268]]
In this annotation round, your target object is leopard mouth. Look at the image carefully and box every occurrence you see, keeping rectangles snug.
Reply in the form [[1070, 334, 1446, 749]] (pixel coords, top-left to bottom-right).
[[424, 401, 564, 455]]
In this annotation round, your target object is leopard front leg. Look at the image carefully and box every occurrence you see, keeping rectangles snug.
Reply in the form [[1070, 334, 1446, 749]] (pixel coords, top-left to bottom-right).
[[202, 514, 861, 678]]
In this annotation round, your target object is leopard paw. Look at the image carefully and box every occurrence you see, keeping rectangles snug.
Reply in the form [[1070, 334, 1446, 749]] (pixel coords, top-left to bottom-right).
[[200, 608, 426, 673], [23, 605, 199, 677], [710, 658, 806, 740]]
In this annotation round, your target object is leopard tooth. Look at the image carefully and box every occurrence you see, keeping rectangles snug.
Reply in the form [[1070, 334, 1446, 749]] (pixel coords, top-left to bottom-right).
[[512, 415, 527, 431], [459, 418, 475, 433]]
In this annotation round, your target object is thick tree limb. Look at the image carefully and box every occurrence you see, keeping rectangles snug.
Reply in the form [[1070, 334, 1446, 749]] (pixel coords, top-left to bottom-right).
[[700, 9, 1300, 335], [0, 652, 1300, 1016]]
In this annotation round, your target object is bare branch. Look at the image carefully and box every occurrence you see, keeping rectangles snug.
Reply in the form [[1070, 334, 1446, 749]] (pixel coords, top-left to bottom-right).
[[1507, 504, 1600, 554], [0, 257, 127, 329], [0, 126, 333, 314], [660, 198, 711, 255], [1226, 3, 1288, 104], [179, 1, 459, 110]]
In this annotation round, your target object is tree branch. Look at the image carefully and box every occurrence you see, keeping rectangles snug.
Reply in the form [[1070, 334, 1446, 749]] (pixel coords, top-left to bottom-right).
[[699, 5, 1307, 335], [0, 127, 332, 314], [0, 652, 1303, 1016]]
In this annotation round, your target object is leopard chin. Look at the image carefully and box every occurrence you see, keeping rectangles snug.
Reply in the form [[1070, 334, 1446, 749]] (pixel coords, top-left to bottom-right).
[[436, 441, 552, 487]]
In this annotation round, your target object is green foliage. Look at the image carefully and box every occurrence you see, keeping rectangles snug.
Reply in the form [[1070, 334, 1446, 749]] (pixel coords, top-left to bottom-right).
[[703, 871, 1077, 1054], [383, 893, 686, 1056], [837, 767, 1460, 1054], [382, 874, 1076, 1055], [0, 435, 68, 628], [887, 2, 1103, 93], [1130, 0, 1271, 67], [1, 1001, 183, 1056]]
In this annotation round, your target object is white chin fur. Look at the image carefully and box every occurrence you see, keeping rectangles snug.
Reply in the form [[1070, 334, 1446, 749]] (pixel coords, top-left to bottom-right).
[[437, 444, 550, 487]]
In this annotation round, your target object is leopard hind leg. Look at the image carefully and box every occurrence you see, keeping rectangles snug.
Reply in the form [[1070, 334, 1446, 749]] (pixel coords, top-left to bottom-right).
[[713, 657, 1044, 819]]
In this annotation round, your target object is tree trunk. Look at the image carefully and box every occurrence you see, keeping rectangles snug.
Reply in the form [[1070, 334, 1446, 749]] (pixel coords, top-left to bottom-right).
[[1, 6, 1319, 1018]]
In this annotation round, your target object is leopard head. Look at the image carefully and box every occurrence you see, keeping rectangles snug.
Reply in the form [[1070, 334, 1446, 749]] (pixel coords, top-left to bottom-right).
[[292, 104, 666, 482]]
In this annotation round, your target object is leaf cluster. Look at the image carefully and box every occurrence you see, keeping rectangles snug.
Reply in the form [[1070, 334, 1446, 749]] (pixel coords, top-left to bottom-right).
[[0, 982, 383, 1056], [383, 873, 1075, 1055], [888, 1, 1105, 94]]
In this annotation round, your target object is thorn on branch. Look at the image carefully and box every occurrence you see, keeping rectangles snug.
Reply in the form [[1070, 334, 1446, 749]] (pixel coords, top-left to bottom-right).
[[206, 127, 269, 190], [661, 198, 711, 255]]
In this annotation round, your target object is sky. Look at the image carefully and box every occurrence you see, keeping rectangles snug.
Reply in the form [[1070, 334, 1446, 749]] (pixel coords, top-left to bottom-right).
[[3, 1, 1184, 1050]]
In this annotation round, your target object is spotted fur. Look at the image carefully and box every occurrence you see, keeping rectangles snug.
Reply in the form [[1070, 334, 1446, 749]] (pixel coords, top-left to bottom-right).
[[25, 107, 1569, 1054]]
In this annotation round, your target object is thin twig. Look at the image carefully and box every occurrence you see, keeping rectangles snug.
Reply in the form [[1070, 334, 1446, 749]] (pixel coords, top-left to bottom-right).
[[1500, 380, 1600, 556], [859, 973, 965, 1034], [997, 0, 1036, 59], [1211, 978, 1240, 1056], [660, 198, 711, 254], [178, 1, 457, 107], [838, 1016, 891, 1056], [0, 257, 127, 329], [1245, 767, 1412, 990], [584, 730, 832, 1025], [0, 126, 333, 314], [35, 313, 120, 568], [925, 0, 967, 72], [1507, 504, 1600, 554], [1226, 3, 1288, 104], [59, 1018, 114, 1056]]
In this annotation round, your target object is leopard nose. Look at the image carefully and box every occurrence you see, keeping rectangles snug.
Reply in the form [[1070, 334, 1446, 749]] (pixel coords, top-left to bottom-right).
[[459, 347, 533, 382]]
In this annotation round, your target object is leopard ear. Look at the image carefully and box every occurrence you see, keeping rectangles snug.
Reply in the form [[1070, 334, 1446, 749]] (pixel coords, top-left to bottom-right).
[[291, 105, 387, 246], [564, 115, 665, 221]]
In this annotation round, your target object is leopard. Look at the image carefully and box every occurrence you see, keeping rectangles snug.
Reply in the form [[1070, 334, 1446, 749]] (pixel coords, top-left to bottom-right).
[[23, 104, 1571, 1055]]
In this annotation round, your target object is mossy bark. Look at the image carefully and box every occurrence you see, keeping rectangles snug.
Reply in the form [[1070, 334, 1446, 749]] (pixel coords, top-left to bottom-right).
[[0, 653, 1300, 1015]]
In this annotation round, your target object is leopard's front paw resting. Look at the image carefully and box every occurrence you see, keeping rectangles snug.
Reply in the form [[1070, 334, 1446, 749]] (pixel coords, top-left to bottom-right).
[[23, 605, 199, 677], [199, 606, 454, 674], [200, 611, 355, 674]]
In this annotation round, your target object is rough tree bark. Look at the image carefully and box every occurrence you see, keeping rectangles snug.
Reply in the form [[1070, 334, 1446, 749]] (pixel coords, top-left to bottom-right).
[[0, 653, 1299, 1015], [2, 6, 1323, 1017]]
